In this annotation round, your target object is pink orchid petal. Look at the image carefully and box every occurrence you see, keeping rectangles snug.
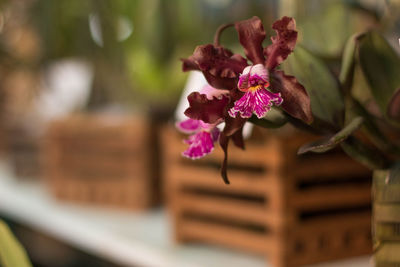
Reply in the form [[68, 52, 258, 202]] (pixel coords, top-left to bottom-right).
[[176, 118, 201, 134], [182, 131, 217, 159], [228, 87, 283, 119]]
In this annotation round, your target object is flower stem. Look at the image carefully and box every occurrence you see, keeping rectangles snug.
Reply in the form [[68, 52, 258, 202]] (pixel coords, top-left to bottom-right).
[[214, 23, 234, 47]]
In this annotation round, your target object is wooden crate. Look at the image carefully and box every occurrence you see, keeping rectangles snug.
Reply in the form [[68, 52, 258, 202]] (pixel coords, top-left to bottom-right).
[[42, 114, 160, 210], [6, 126, 42, 179], [163, 125, 372, 267]]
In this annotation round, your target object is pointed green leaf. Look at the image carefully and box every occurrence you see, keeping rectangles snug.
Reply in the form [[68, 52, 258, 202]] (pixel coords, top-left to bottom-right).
[[339, 33, 363, 91], [0, 220, 32, 267], [284, 46, 344, 126], [298, 116, 363, 154], [358, 31, 400, 116]]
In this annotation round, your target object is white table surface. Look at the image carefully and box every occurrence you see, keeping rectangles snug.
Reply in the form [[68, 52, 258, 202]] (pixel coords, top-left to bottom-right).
[[0, 162, 373, 267]]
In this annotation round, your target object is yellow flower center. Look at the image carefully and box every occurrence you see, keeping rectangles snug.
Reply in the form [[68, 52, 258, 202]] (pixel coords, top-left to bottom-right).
[[248, 84, 263, 92]]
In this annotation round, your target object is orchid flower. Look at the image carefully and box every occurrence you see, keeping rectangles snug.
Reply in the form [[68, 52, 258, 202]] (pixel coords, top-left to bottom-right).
[[176, 118, 220, 159], [176, 85, 229, 159], [180, 16, 313, 184]]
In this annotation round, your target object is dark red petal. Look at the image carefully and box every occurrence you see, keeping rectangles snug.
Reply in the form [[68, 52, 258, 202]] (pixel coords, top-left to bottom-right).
[[219, 132, 230, 184], [184, 92, 229, 124], [264, 16, 298, 70], [235, 16, 266, 65], [231, 127, 245, 149], [181, 56, 200, 71], [181, 44, 248, 90], [270, 70, 313, 124], [223, 115, 247, 136]]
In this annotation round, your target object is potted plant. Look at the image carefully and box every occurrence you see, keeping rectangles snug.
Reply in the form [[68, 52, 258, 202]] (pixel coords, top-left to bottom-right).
[[175, 13, 400, 266]]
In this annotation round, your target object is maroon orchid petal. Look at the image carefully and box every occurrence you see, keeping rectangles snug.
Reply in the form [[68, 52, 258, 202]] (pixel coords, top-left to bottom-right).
[[264, 16, 298, 71], [219, 132, 230, 184], [182, 44, 248, 90], [235, 16, 266, 65], [184, 92, 229, 124], [270, 70, 313, 124], [231, 127, 245, 149], [182, 56, 200, 71], [223, 114, 247, 137]]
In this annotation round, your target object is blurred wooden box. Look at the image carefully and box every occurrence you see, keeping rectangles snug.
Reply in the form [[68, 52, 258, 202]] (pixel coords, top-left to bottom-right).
[[6, 126, 42, 179], [163, 125, 372, 267], [43, 114, 160, 210]]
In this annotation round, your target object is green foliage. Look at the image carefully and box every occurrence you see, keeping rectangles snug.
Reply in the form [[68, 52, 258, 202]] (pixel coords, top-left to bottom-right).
[[0, 220, 32, 267], [289, 28, 400, 170], [298, 1, 351, 58], [248, 108, 288, 129], [283, 46, 344, 127], [340, 136, 389, 169], [32, 0, 93, 60], [298, 116, 364, 154], [339, 33, 361, 90], [358, 32, 400, 123]]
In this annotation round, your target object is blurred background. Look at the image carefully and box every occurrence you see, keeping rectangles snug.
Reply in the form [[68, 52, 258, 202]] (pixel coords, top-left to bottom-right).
[[0, 0, 399, 267]]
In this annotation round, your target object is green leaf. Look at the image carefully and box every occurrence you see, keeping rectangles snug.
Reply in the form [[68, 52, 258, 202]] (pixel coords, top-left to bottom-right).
[[299, 2, 350, 57], [358, 31, 400, 117], [284, 45, 344, 127], [339, 33, 363, 91], [0, 220, 32, 267], [298, 116, 363, 154], [340, 136, 389, 170], [350, 98, 400, 155], [248, 107, 288, 129]]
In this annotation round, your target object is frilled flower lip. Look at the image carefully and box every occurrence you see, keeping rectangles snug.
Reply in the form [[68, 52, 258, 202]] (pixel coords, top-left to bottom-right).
[[182, 129, 220, 159], [177, 85, 226, 160], [230, 63, 282, 119], [176, 118, 220, 160], [229, 86, 283, 119]]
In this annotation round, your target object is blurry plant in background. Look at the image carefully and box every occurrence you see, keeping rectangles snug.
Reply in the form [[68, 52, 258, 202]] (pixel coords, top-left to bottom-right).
[[29, 0, 281, 117], [126, 0, 279, 115], [0, 0, 42, 126], [0, 220, 32, 267]]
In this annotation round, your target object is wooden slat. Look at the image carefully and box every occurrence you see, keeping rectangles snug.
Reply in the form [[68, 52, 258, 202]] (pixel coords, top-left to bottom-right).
[[176, 192, 271, 226], [162, 127, 283, 167], [168, 164, 274, 195], [56, 155, 145, 175], [293, 155, 370, 180], [290, 184, 371, 210], [289, 220, 372, 266], [294, 211, 371, 233], [43, 114, 153, 210]]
